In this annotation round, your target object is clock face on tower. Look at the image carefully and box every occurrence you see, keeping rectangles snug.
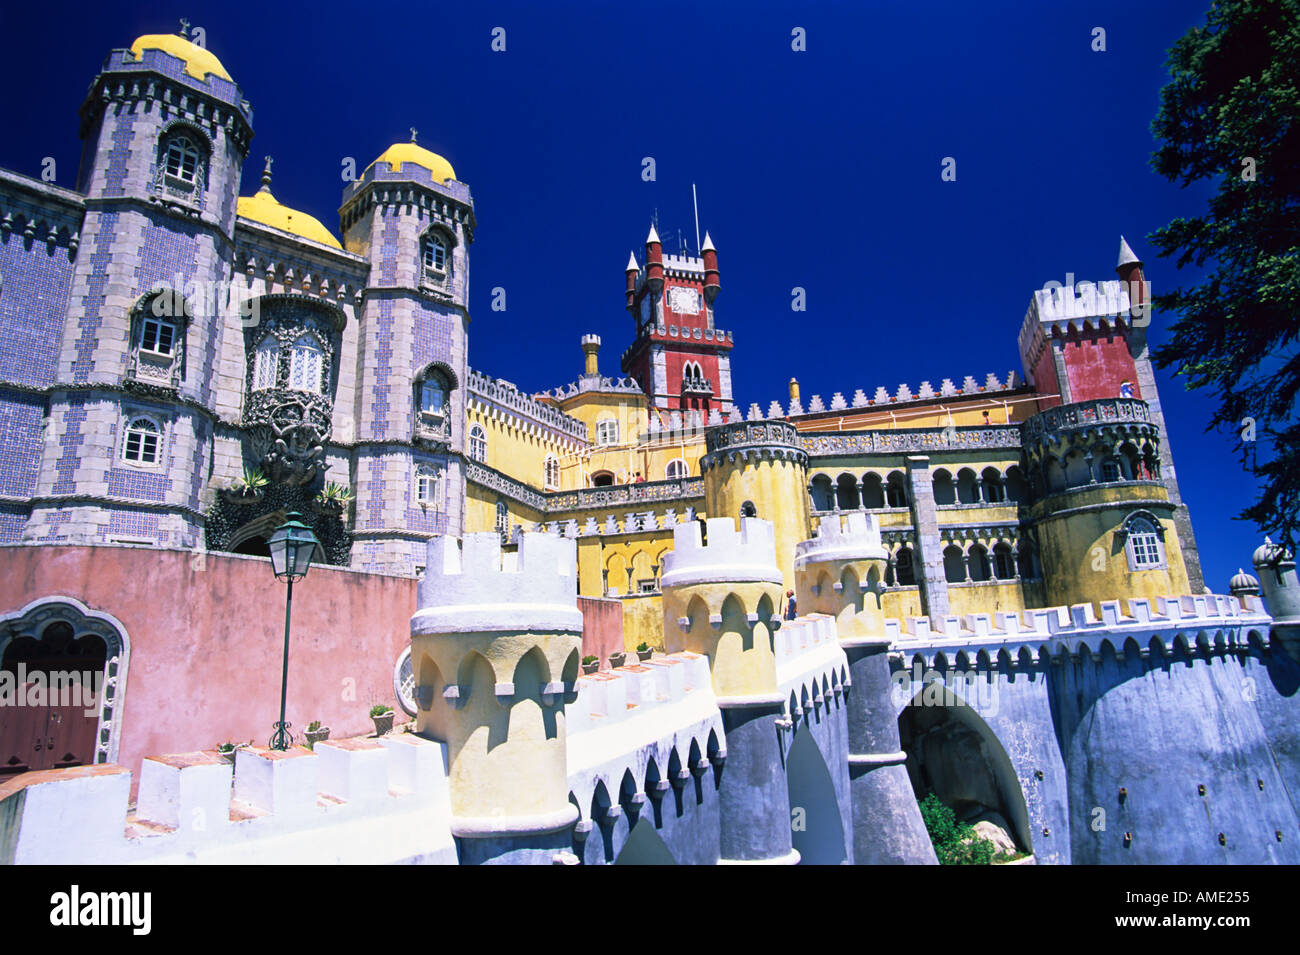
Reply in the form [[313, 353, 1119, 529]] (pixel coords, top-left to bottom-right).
[[668, 286, 701, 315]]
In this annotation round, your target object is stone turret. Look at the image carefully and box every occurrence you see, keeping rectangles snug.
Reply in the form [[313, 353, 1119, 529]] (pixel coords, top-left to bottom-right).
[[1253, 537, 1300, 660], [661, 517, 797, 863], [794, 512, 937, 864], [409, 532, 583, 865]]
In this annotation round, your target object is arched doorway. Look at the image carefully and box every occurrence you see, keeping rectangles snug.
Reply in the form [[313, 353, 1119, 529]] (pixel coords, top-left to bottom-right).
[[0, 598, 130, 775], [786, 727, 848, 864], [898, 685, 1031, 857]]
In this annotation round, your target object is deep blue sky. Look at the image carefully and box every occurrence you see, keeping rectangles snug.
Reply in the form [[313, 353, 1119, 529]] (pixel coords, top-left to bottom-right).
[[0, 0, 1266, 592]]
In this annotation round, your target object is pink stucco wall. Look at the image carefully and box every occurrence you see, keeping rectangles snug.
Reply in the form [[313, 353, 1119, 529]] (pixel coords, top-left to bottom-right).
[[0, 544, 417, 790], [578, 596, 624, 667]]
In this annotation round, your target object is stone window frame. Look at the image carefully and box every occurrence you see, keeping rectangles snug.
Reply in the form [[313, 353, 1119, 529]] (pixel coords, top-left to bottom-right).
[[543, 454, 560, 491], [119, 411, 166, 469], [242, 300, 340, 404], [495, 499, 509, 542], [0, 597, 133, 766], [126, 289, 192, 390], [287, 332, 327, 395], [415, 463, 445, 508], [420, 224, 457, 290], [153, 120, 211, 210], [1117, 509, 1168, 572], [665, 457, 688, 480]]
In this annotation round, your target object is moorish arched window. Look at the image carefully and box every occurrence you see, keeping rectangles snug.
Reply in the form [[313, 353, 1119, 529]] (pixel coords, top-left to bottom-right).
[[544, 455, 561, 490], [288, 335, 325, 394], [1120, 512, 1166, 571], [666, 458, 688, 480], [122, 416, 161, 465], [252, 336, 279, 390]]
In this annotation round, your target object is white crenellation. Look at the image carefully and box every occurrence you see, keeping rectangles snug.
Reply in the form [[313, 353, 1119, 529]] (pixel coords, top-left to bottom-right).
[[794, 511, 888, 569], [660, 517, 783, 588]]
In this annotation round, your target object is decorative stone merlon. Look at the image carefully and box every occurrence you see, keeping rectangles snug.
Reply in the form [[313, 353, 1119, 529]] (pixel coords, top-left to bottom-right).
[[660, 518, 783, 588], [795, 512, 888, 570], [410, 532, 582, 635]]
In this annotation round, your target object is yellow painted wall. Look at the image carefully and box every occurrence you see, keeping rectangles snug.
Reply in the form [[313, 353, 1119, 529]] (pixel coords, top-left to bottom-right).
[[1030, 483, 1190, 611], [945, 581, 1030, 617], [704, 458, 810, 591], [620, 593, 664, 651], [467, 400, 576, 491], [662, 580, 783, 698]]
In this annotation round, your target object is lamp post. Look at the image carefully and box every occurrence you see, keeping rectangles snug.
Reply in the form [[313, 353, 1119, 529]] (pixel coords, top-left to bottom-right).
[[266, 511, 321, 750]]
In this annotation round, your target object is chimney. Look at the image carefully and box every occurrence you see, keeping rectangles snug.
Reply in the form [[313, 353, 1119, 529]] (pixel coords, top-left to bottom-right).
[[581, 334, 601, 377]]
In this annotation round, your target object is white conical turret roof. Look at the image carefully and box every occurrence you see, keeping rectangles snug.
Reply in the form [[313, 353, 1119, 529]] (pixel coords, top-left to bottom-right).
[[701, 231, 716, 253], [1117, 235, 1141, 269], [626, 251, 639, 271], [646, 224, 661, 244]]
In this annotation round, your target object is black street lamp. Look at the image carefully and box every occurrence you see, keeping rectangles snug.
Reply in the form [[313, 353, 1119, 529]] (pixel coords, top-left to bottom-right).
[[266, 511, 321, 750]]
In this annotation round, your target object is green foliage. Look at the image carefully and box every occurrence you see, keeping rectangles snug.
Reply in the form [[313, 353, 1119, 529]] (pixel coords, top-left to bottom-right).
[[636, 642, 650, 652], [1148, 0, 1300, 545], [307, 720, 322, 732], [369, 704, 393, 718], [318, 481, 354, 505], [918, 793, 995, 865], [234, 466, 267, 493], [581, 654, 599, 665]]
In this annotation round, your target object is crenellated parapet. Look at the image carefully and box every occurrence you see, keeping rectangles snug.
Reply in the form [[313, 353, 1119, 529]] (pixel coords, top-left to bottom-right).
[[885, 593, 1272, 672], [660, 518, 785, 701], [0, 739, 456, 865], [409, 532, 583, 863], [794, 512, 889, 637]]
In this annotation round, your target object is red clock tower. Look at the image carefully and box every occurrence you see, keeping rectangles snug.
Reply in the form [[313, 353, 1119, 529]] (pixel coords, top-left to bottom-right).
[[620, 225, 735, 422]]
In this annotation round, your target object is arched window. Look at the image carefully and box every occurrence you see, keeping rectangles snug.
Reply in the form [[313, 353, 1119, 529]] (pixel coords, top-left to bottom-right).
[[469, 425, 487, 462], [1123, 514, 1165, 570], [895, 547, 916, 586], [992, 543, 1016, 580], [544, 455, 560, 490], [885, 471, 908, 508], [419, 370, 451, 418], [495, 500, 509, 541], [591, 470, 615, 487], [932, 469, 956, 507], [596, 418, 619, 446], [943, 544, 967, 583], [122, 417, 160, 465], [288, 335, 324, 394], [967, 545, 992, 582], [163, 136, 202, 184], [1100, 457, 1123, 482], [981, 467, 1005, 502], [740, 500, 757, 518], [423, 234, 447, 274], [666, 458, 688, 480], [415, 465, 445, 506], [252, 336, 279, 390]]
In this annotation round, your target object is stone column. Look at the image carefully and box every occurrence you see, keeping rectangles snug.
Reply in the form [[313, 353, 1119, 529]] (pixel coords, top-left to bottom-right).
[[842, 637, 938, 864], [906, 456, 949, 616]]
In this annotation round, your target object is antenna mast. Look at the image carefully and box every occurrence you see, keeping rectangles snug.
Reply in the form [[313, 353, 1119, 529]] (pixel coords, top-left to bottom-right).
[[692, 183, 700, 255]]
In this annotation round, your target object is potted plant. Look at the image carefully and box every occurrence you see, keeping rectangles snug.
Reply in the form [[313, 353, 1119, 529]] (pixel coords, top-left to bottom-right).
[[304, 720, 330, 748], [370, 703, 394, 736], [609, 649, 627, 668], [581, 654, 600, 675], [216, 741, 245, 765], [636, 642, 653, 662]]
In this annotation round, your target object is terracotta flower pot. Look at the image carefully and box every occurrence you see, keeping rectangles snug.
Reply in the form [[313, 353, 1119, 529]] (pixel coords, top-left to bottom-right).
[[371, 712, 394, 736]]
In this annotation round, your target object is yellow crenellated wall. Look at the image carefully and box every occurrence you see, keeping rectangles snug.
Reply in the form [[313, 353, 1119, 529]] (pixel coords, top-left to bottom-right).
[[704, 457, 810, 592], [662, 580, 784, 699]]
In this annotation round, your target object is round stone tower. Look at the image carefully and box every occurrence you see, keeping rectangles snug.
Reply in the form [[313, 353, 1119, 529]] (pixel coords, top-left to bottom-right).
[[661, 517, 795, 863], [793, 513, 937, 864], [1019, 396, 1190, 608], [409, 532, 583, 865], [700, 419, 810, 591], [1253, 537, 1300, 660]]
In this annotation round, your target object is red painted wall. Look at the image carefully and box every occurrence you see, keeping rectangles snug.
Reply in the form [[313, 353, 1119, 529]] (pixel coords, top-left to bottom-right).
[[0, 545, 417, 788], [1032, 347, 1062, 409], [1062, 331, 1140, 402], [578, 596, 623, 668]]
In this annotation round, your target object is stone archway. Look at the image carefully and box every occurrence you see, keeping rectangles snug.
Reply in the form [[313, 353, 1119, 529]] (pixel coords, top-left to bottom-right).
[[898, 685, 1032, 856], [786, 727, 848, 864], [0, 597, 131, 773]]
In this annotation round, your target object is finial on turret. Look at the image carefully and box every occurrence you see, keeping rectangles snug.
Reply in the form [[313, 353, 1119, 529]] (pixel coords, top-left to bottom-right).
[[259, 156, 273, 194], [701, 231, 716, 253], [625, 251, 639, 273], [410, 127, 419, 144], [647, 223, 661, 245], [178, 18, 191, 39]]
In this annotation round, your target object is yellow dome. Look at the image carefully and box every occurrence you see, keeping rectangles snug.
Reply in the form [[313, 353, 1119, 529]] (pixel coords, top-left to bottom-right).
[[130, 34, 232, 82], [368, 142, 456, 183], [236, 190, 342, 249]]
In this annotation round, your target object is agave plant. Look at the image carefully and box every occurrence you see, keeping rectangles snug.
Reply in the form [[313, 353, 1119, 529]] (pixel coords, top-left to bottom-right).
[[232, 466, 268, 496], [318, 481, 354, 505]]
